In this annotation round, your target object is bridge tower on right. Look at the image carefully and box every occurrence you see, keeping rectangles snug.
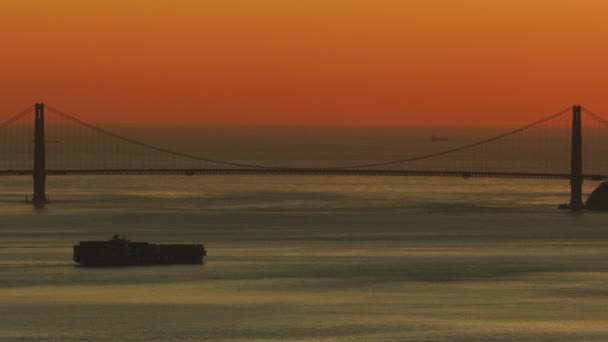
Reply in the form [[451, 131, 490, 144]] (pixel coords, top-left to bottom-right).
[[32, 103, 48, 208], [569, 105, 584, 211]]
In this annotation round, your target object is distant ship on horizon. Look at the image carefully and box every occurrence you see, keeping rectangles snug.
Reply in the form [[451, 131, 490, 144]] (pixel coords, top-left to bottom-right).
[[431, 134, 448, 142]]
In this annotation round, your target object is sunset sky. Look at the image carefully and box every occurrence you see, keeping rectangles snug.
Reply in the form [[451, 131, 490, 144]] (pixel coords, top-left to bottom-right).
[[1, 0, 608, 126]]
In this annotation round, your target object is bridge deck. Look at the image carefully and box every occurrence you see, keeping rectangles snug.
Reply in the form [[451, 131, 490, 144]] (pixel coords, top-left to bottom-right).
[[0, 169, 606, 180]]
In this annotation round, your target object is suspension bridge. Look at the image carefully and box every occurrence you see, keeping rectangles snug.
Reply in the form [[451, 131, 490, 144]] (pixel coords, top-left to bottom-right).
[[1, 103, 607, 210]]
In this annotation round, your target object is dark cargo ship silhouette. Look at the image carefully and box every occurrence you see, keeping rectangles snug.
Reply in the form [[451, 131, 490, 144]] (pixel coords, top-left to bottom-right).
[[73, 235, 206, 266]]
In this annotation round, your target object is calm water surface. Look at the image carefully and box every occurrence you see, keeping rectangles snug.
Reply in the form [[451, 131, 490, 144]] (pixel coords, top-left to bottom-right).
[[1, 175, 608, 341]]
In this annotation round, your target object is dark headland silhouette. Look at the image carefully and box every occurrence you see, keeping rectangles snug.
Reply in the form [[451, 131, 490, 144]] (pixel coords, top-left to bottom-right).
[[584, 182, 608, 211]]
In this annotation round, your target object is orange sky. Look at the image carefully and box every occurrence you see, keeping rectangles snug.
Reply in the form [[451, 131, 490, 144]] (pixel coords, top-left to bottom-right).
[[1, 0, 608, 126]]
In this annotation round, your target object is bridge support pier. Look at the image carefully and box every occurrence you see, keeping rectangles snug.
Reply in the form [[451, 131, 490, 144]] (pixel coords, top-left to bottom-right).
[[569, 105, 584, 211], [32, 103, 48, 208]]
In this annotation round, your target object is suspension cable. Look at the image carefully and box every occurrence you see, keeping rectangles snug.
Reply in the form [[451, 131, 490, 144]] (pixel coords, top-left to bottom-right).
[[582, 107, 608, 126], [0, 105, 35, 129], [46, 105, 573, 170], [46, 106, 282, 169], [334, 107, 573, 169]]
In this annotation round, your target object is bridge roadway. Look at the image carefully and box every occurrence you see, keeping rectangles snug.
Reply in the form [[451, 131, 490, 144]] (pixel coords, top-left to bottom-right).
[[0, 168, 606, 180]]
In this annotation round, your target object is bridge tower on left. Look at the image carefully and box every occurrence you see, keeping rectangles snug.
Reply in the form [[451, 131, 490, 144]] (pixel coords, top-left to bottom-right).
[[32, 103, 48, 208]]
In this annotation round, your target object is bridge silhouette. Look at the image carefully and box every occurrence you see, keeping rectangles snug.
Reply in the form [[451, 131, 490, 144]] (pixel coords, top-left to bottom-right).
[[1, 103, 607, 210]]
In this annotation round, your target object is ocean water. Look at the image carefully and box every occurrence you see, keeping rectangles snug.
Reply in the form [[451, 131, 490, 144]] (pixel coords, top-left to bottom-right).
[[2, 174, 608, 341]]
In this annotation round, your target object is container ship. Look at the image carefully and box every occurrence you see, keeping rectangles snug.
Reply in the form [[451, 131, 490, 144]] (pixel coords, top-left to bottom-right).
[[73, 235, 206, 266]]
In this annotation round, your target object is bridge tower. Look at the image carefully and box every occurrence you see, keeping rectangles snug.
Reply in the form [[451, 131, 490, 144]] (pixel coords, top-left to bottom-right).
[[32, 103, 48, 208], [569, 105, 584, 211]]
